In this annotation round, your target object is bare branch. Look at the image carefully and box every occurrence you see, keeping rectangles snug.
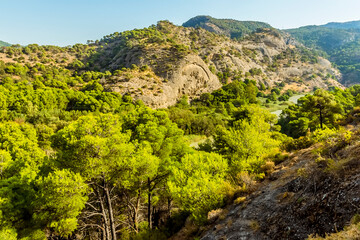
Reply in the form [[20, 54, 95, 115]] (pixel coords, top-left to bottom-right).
[[85, 202, 100, 212], [80, 223, 104, 230], [82, 212, 104, 218]]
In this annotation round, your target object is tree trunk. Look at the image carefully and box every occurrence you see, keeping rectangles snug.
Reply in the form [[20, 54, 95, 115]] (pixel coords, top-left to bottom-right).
[[147, 177, 152, 230], [101, 225, 106, 240], [133, 191, 141, 232], [167, 197, 172, 218], [96, 187, 110, 240], [104, 182, 117, 240]]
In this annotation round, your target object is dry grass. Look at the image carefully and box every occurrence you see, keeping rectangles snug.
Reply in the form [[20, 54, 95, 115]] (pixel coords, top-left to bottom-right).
[[297, 167, 309, 178], [222, 182, 242, 203], [308, 223, 360, 240], [260, 161, 275, 175], [249, 220, 260, 231], [207, 208, 229, 223], [236, 172, 258, 193], [277, 191, 295, 203], [234, 196, 246, 205], [323, 158, 352, 176], [226, 219, 233, 227]]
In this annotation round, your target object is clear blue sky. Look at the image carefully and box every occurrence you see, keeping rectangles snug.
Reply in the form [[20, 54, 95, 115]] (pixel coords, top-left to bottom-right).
[[1, 0, 360, 46]]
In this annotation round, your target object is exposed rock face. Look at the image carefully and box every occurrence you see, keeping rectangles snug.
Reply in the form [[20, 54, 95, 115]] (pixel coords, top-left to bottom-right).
[[110, 55, 221, 108], [93, 21, 343, 108], [167, 55, 221, 101]]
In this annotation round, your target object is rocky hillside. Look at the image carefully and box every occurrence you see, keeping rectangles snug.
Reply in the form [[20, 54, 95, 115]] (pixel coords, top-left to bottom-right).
[[286, 22, 360, 86], [80, 21, 342, 108], [183, 16, 360, 87], [189, 126, 360, 240], [0, 20, 343, 109]]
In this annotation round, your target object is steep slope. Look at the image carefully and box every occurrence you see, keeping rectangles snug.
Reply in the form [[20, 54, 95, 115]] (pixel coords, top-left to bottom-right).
[[84, 21, 342, 108], [182, 15, 272, 39], [286, 23, 360, 86], [199, 128, 360, 240]]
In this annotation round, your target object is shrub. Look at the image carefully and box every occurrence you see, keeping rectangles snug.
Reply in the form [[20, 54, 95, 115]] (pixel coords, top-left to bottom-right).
[[260, 161, 275, 175], [234, 196, 246, 205]]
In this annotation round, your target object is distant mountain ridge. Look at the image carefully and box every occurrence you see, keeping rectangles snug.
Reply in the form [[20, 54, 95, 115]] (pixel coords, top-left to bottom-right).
[[286, 26, 359, 52], [285, 21, 360, 86], [182, 16, 360, 86], [0, 40, 11, 47], [322, 20, 360, 29], [182, 15, 272, 39]]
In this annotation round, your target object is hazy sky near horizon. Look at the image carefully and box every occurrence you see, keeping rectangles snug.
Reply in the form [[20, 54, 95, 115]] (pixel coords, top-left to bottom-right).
[[1, 0, 360, 46]]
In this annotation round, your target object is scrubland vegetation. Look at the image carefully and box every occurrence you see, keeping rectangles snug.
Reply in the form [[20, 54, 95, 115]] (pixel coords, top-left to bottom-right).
[[0, 18, 359, 240]]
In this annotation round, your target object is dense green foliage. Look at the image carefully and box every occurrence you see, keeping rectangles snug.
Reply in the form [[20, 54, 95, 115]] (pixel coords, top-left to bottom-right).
[[0, 48, 288, 238], [286, 26, 358, 53], [183, 15, 272, 39], [167, 79, 258, 136], [323, 20, 360, 30], [1, 18, 359, 240], [168, 151, 228, 222], [0, 121, 88, 239], [212, 105, 281, 178], [279, 86, 360, 139]]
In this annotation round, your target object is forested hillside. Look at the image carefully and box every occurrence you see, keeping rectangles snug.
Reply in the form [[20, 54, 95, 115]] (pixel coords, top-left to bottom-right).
[[183, 17, 360, 86], [286, 23, 360, 86], [322, 20, 360, 29], [0, 53, 285, 239], [182, 15, 272, 39], [0, 40, 11, 47], [0, 17, 359, 240]]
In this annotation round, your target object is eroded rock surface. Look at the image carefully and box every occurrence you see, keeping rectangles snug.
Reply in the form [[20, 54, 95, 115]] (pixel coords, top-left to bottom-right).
[[96, 22, 343, 108]]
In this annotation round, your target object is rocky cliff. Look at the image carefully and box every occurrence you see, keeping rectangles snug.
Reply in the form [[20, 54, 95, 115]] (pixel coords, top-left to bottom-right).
[[86, 21, 342, 108], [107, 54, 221, 108]]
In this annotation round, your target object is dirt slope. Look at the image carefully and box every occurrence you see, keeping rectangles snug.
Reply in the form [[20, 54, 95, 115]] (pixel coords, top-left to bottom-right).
[[200, 132, 360, 240]]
